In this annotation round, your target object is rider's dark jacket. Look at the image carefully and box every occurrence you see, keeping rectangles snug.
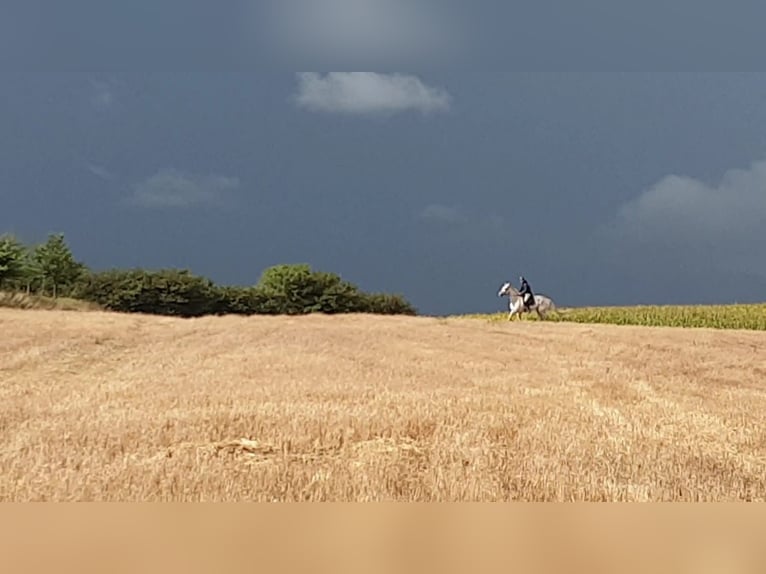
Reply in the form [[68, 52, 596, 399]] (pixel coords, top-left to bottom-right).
[[519, 277, 535, 306]]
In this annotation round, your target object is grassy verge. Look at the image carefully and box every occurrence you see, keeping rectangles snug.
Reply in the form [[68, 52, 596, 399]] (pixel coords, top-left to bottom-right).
[[0, 291, 102, 312], [462, 303, 766, 331]]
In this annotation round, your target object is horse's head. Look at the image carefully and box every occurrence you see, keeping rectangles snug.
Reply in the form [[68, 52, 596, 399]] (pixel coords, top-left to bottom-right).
[[498, 282, 513, 297]]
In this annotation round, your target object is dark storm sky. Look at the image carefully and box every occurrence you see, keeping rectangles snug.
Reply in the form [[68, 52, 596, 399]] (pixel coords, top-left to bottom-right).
[[2, 3, 766, 315]]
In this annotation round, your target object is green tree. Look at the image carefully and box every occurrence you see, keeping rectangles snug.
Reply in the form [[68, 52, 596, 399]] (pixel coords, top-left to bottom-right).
[[254, 264, 315, 315], [0, 234, 26, 288], [33, 233, 86, 297], [19, 248, 44, 294], [254, 264, 365, 315]]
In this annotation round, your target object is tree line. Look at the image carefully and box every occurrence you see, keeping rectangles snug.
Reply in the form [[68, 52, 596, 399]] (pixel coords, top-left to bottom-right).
[[0, 233, 417, 317]]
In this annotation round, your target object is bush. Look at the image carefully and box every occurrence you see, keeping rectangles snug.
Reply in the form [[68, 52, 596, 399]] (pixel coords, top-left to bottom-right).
[[254, 264, 366, 315], [1, 231, 419, 318], [214, 286, 271, 315], [360, 292, 417, 316], [78, 268, 221, 317], [74, 265, 418, 318]]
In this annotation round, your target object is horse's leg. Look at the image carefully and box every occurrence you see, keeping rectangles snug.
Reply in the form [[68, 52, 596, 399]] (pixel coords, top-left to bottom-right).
[[509, 299, 520, 321]]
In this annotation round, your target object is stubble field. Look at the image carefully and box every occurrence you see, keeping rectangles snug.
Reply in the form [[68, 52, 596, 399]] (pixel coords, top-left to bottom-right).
[[2, 308, 765, 501]]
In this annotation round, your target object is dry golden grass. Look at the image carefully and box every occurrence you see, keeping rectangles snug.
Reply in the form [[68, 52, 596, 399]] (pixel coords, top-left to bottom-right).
[[2, 308, 766, 501], [0, 291, 102, 312]]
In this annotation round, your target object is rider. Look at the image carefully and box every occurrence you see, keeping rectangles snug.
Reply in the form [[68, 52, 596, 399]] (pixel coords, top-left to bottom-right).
[[518, 275, 535, 311]]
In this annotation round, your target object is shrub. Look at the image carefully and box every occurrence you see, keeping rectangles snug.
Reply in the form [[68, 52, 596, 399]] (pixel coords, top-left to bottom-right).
[[361, 293, 417, 316], [1, 231, 419, 318], [79, 268, 221, 317], [214, 286, 271, 316], [254, 264, 366, 315]]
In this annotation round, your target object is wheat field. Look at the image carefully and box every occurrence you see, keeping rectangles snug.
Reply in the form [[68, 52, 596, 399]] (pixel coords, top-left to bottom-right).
[[469, 303, 766, 330], [2, 307, 765, 501]]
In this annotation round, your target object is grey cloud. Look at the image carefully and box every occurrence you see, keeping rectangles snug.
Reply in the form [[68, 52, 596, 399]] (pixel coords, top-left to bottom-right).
[[128, 169, 240, 209], [86, 163, 114, 181], [420, 204, 464, 224], [605, 158, 766, 276], [295, 72, 451, 115], [420, 204, 506, 239]]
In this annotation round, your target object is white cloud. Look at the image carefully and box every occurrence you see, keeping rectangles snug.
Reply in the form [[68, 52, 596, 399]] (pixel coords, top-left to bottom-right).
[[129, 169, 240, 208], [606, 157, 766, 275], [294, 72, 451, 115]]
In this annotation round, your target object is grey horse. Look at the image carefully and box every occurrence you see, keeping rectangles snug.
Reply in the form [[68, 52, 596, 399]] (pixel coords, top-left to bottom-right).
[[498, 281, 557, 321]]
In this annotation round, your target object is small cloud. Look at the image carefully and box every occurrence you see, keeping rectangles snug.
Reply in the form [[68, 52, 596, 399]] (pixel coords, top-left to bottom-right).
[[419, 203, 507, 239], [86, 163, 114, 181], [128, 169, 240, 209], [294, 72, 451, 115], [420, 204, 464, 224], [90, 79, 116, 110]]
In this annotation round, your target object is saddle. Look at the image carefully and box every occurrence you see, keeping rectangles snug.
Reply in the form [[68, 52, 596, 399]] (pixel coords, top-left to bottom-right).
[[522, 292, 535, 308]]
